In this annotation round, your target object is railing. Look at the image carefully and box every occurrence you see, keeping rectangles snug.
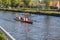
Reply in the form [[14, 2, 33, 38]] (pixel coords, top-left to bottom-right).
[[0, 26, 15, 40]]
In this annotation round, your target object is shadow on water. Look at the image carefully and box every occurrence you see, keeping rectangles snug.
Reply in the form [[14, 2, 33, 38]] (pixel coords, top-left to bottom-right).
[[30, 12, 60, 17]]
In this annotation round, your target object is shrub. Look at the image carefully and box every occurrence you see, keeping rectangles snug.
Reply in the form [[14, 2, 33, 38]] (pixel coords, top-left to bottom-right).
[[0, 32, 7, 40]]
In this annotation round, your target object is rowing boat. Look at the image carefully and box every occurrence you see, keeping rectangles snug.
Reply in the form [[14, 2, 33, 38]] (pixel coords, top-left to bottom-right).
[[15, 17, 33, 24]]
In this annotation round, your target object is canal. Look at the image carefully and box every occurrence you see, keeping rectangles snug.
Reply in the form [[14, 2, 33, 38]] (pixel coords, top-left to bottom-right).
[[0, 11, 60, 40]]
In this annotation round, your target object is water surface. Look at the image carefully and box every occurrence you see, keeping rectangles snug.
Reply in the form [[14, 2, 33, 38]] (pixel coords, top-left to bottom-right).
[[0, 11, 60, 40]]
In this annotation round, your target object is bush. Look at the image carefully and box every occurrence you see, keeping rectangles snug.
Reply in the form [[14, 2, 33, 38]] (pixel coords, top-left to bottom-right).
[[0, 32, 7, 40]]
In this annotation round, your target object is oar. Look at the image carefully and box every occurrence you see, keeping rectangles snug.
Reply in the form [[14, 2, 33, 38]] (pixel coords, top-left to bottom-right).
[[30, 19, 37, 22], [31, 19, 41, 22]]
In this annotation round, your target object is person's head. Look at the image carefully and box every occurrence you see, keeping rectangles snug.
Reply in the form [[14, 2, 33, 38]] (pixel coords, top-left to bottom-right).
[[20, 17, 22, 19], [19, 17, 21, 18], [16, 17, 18, 18]]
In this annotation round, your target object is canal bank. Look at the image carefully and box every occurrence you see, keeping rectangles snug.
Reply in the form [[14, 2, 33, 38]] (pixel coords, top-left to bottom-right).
[[0, 8, 60, 16]]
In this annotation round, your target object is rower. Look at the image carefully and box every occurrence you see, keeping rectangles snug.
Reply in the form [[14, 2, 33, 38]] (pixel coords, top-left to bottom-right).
[[18, 17, 21, 19], [23, 17, 29, 21], [21, 17, 23, 20]]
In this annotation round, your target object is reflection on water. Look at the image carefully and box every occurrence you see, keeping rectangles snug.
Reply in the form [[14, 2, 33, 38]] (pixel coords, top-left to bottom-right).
[[0, 11, 60, 40]]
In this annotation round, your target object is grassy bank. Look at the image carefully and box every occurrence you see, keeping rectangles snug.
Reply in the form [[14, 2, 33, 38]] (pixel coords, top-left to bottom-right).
[[0, 8, 60, 15], [40, 11, 60, 14], [0, 8, 37, 12]]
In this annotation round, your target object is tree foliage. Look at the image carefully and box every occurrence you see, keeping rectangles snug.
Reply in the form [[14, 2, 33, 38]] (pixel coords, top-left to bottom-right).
[[44, 0, 50, 5], [11, 0, 20, 7], [2, 0, 11, 7], [0, 0, 31, 7], [21, 0, 31, 6], [0, 0, 2, 6], [44, 0, 50, 8]]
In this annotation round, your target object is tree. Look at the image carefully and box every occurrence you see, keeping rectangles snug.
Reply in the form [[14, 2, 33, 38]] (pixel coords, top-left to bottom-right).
[[19, 2, 25, 7], [44, 0, 50, 9], [11, 0, 20, 7], [0, 0, 2, 7], [29, 2, 33, 7], [21, 0, 31, 7], [2, 0, 11, 7]]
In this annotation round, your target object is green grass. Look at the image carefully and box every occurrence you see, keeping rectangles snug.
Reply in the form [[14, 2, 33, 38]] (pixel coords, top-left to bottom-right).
[[40, 11, 60, 14], [0, 8, 60, 15], [0, 32, 7, 40]]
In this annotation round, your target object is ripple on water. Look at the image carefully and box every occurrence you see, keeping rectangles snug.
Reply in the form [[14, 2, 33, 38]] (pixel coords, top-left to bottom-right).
[[0, 11, 60, 40]]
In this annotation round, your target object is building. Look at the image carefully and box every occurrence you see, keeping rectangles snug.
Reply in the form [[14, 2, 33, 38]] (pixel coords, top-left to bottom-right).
[[49, 0, 59, 9], [39, 0, 46, 9], [30, 0, 46, 8]]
